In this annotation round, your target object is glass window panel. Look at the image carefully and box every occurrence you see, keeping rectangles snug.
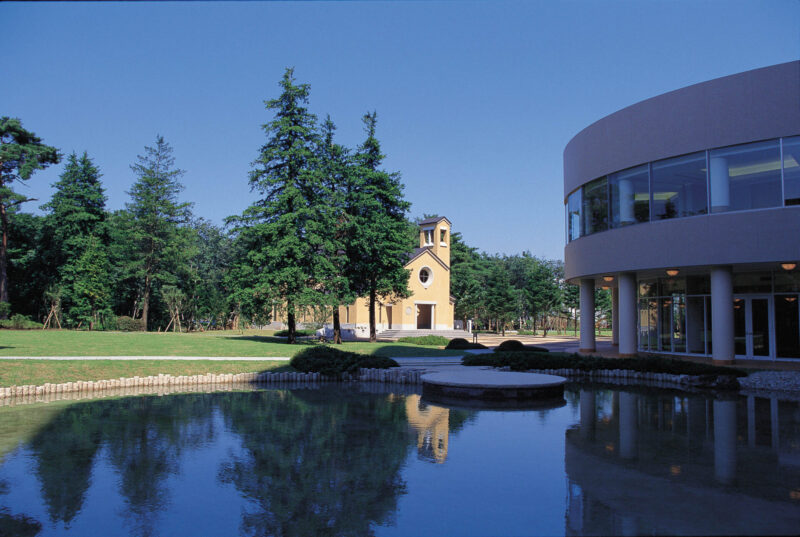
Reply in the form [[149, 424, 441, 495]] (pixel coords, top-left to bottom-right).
[[581, 177, 608, 235], [775, 295, 800, 358], [775, 270, 800, 293], [609, 165, 649, 228], [686, 275, 710, 295], [638, 299, 649, 351], [710, 140, 782, 213], [705, 296, 713, 354], [659, 297, 672, 351], [672, 295, 686, 352], [734, 298, 746, 355], [733, 272, 772, 294], [567, 189, 582, 242], [686, 296, 706, 354], [638, 279, 657, 298], [651, 152, 708, 220], [783, 136, 800, 206], [660, 277, 686, 294]]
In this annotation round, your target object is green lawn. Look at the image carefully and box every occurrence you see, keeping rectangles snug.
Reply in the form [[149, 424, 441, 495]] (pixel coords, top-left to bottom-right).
[[0, 330, 463, 358], [0, 359, 292, 387]]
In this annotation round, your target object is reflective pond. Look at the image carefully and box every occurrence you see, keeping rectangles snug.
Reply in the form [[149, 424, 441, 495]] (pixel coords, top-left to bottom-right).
[[0, 383, 799, 536]]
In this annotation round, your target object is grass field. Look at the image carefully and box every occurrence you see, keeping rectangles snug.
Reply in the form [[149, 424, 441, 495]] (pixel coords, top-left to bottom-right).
[[0, 330, 463, 358]]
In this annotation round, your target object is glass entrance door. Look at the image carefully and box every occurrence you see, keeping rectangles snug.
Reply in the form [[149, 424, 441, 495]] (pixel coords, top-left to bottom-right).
[[734, 296, 774, 358]]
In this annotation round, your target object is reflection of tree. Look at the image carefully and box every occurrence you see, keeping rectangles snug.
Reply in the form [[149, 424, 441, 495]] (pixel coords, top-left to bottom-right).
[[28, 394, 217, 534], [0, 480, 41, 536], [218, 388, 413, 537], [29, 403, 103, 525]]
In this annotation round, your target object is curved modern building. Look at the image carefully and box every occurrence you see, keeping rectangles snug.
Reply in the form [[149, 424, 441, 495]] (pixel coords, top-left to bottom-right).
[[564, 61, 800, 363]]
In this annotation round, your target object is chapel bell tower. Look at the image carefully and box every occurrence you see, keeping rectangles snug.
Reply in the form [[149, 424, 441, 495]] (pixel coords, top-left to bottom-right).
[[418, 216, 451, 267]]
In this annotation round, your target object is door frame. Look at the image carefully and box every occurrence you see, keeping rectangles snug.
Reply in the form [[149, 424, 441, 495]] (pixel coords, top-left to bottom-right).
[[734, 294, 775, 360]]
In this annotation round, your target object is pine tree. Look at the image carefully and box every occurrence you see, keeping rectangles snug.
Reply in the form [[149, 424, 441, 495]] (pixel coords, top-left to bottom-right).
[[124, 136, 192, 330], [41, 152, 109, 326], [318, 116, 355, 343], [0, 117, 60, 314], [485, 257, 517, 335], [229, 68, 336, 343], [346, 112, 413, 342], [66, 235, 111, 330]]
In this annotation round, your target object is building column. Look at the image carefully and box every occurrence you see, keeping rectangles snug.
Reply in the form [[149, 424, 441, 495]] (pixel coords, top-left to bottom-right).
[[714, 399, 737, 485], [611, 287, 619, 346], [579, 279, 596, 352], [579, 389, 596, 440], [618, 273, 638, 357], [619, 392, 638, 460], [711, 266, 735, 364]]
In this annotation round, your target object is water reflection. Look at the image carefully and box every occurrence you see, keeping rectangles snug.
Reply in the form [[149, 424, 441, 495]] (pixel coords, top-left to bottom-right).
[[566, 388, 800, 536], [0, 384, 798, 536]]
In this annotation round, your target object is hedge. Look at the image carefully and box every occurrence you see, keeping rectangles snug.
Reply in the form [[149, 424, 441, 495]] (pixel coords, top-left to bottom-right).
[[445, 338, 487, 350], [275, 329, 316, 337], [463, 351, 747, 377], [290, 345, 399, 378], [396, 335, 450, 346]]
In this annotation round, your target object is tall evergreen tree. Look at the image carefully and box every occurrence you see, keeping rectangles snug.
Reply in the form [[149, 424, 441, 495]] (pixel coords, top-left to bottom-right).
[[124, 136, 192, 330], [485, 257, 517, 335], [41, 152, 109, 326], [65, 234, 111, 329], [0, 117, 60, 313], [318, 116, 355, 344], [229, 68, 336, 343], [345, 112, 413, 342]]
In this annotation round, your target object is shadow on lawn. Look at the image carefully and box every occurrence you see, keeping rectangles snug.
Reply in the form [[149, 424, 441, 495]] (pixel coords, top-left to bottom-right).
[[219, 335, 305, 344]]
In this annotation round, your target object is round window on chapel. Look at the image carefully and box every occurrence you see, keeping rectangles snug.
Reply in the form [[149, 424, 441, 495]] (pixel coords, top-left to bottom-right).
[[419, 268, 430, 284]]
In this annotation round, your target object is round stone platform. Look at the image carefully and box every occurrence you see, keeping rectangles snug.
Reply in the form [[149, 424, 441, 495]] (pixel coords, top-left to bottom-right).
[[421, 370, 566, 403]]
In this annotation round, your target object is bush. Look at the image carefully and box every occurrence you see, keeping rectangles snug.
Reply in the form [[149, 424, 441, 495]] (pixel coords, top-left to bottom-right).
[[0, 314, 42, 330], [445, 338, 487, 350], [495, 339, 526, 352], [463, 351, 746, 377], [396, 335, 450, 346], [116, 316, 146, 332], [290, 345, 399, 378], [275, 329, 316, 337], [0, 302, 10, 318]]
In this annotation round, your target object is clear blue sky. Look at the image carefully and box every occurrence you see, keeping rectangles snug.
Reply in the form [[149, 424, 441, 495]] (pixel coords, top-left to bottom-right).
[[2, 1, 799, 260]]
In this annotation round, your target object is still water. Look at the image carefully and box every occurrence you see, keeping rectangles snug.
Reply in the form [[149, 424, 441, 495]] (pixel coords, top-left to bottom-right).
[[0, 384, 798, 536]]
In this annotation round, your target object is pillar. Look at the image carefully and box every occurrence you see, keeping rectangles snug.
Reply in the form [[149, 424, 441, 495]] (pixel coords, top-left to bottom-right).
[[747, 396, 756, 448], [619, 392, 638, 460], [579, 389, 596, 440], [711, 266, 734, 364], [611, 287, 619, 346], [579, 278, 596, 352], [618, 273, 638, 357], [713, 399, 737, 485], [710, 157, 730, 213]]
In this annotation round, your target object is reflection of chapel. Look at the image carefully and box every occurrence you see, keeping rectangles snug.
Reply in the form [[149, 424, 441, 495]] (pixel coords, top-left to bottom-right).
[[337, 216, 457, 337]]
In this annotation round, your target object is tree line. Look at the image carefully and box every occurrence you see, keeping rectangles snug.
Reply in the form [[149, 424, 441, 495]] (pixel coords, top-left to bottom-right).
[[0, 69, 609, 341]]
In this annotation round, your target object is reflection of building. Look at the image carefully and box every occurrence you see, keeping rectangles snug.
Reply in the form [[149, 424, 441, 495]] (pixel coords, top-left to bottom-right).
[[565, 389, 800, 535], [563, 61, 800, 363], [405, 394, 450, 463]]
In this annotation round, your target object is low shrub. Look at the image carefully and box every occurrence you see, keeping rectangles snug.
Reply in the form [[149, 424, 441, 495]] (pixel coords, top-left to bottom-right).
[[0, 302, 10, 318], [463, 351, 747, 378], [0, 314, 42, 330], [396, 335, 450, 346], [516, 330, 535, 335], [290, 345, 398, 378], [275, 329, 316, 337], [116, 316, 146, 332], [495, 339, 525, 352], [445, 338, 487, 350]]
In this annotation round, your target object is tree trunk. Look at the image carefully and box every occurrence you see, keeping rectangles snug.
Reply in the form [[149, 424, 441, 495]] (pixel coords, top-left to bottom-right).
[[141, 273, 151, 331], [369, 286, 377, 343], [0, 201, 9, 316], [287, 300, 296, 344], [333, 308, 342, 344]]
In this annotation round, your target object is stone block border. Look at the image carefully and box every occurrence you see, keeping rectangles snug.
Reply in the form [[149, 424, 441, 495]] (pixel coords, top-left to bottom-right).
[[0, 368, 424, 403]]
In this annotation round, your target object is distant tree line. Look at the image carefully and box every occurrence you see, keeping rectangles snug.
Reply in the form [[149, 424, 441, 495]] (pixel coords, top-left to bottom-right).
[[0, 70, 609, 340]]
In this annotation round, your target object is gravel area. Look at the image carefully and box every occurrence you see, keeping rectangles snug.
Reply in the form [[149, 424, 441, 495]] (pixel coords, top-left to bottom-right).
[[739, 370, 800, 400]]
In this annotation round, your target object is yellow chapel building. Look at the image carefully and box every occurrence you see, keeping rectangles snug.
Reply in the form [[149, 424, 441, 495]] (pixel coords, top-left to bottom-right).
[[336, 216, 456, 338]]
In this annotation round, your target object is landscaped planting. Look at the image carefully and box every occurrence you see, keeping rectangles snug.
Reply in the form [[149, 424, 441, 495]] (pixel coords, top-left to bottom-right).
[[396, 335, 450, 346], [445, 338, 487, 350], [463, 351, 747, 378], [290, 346, 399, 378]]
